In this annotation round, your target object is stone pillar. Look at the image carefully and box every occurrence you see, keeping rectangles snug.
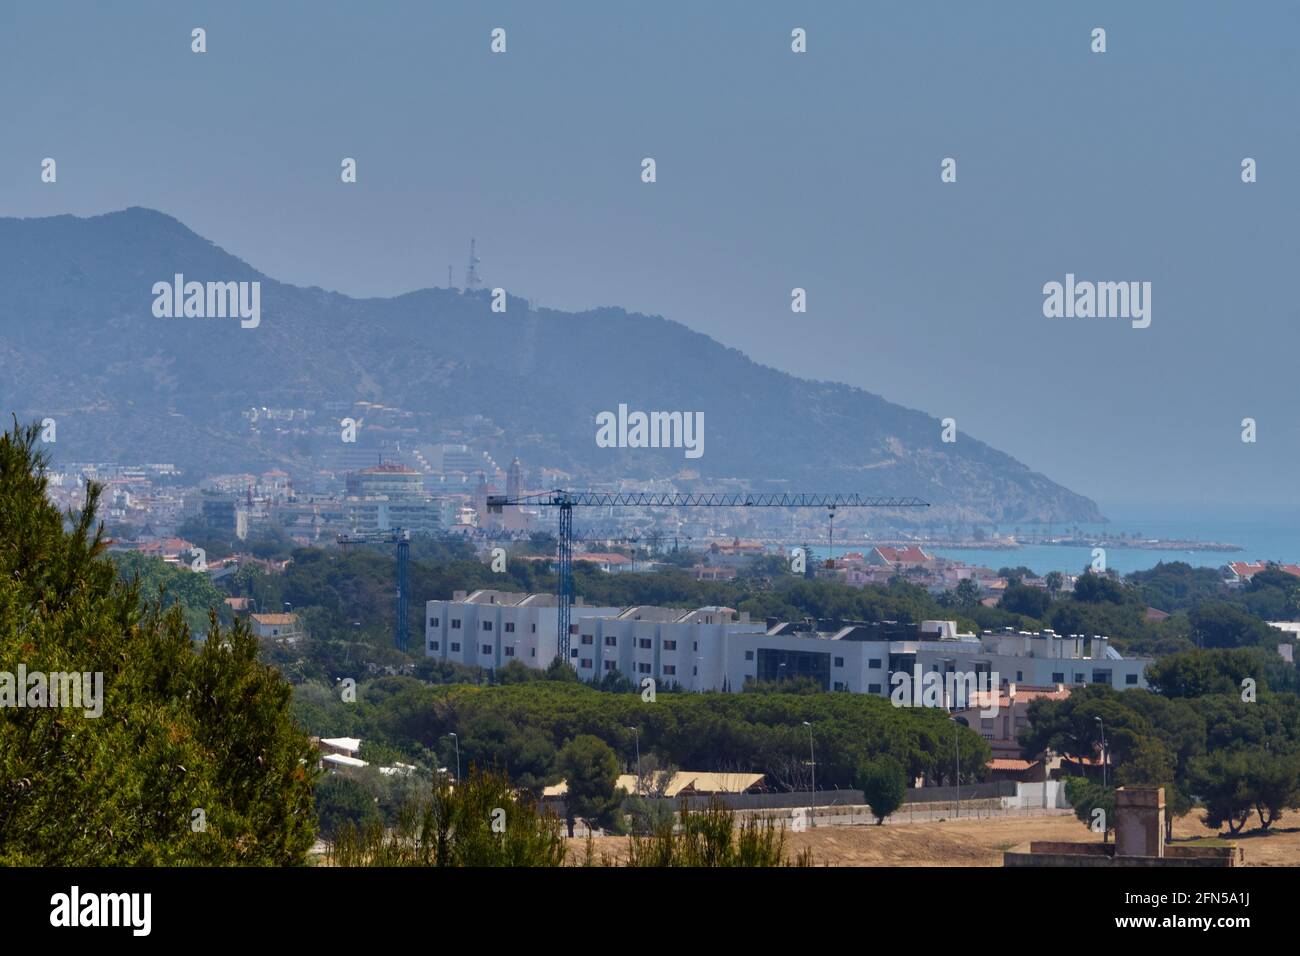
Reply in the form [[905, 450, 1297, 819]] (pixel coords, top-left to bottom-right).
[[1115, 787, 1164, 858]]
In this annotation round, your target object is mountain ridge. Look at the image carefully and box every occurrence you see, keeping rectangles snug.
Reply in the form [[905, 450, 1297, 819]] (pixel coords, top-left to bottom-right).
[[0, 207, 1103, 524]]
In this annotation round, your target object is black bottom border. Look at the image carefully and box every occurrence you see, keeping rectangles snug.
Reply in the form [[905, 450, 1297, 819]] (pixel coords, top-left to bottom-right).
[[0, 864, 1277, 940]]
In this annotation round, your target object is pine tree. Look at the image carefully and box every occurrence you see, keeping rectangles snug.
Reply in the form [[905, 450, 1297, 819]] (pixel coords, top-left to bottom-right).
[[0, 419, 318, 864]]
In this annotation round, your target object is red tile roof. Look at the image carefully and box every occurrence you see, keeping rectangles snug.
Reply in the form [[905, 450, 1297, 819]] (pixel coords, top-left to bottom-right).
[[874, 545, 930, 564], [989, 759, 1036, 771], [1229, 561, 1300, 580]]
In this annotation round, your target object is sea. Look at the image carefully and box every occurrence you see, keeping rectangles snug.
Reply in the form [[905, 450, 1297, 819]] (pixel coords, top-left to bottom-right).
[[929, 503, 1300, 577]]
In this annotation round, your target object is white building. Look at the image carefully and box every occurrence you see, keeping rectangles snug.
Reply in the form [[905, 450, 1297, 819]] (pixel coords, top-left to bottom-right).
[[250, 612, 305, 642], [424, 592, 1154, 695]]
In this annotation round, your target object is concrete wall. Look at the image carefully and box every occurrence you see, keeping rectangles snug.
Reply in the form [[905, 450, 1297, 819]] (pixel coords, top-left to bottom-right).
[[1007, 781, 1070, 810]]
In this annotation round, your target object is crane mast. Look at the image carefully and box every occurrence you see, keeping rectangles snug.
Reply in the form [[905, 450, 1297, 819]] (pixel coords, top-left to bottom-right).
[[337, 528, 412, 651]]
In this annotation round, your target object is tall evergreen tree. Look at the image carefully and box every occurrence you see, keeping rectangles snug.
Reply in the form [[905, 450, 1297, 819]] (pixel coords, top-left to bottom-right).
[[0, 419, 318, 864]]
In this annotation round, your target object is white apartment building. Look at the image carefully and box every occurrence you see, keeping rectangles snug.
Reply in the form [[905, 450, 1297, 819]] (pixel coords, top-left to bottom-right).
[[425, 592, 1154, 696]]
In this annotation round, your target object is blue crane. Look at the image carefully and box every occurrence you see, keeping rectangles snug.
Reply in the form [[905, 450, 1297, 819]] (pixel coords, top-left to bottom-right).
[[336, 528, 412, 651]]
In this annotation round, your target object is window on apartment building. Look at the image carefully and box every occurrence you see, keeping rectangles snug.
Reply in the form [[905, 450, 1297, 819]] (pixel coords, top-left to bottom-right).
[[637, 663, 651, 674], [1126, 674, 1138, 685], [1074, 673, 1084, 683], [639, 638, 651, 649], [604, 661, 616, 671], [581, 659, 592, 669], [834, 656, 844, 667], [604, 635, 617, 646], [481, 621, 492, 631], [1052, 672, 1065, 683], [981, 717, 993, 730], [428, 641, 439, 651], [531, 623, 536, 633], [663, 640, 677, 651], [692, 666, 698, 676], [450, 642, 460, 652], [505, 622, 515, 633], [663, 665, 676, 676], [451, 619, 461, 629], [1016, 671, 1023, 682], [744, 650, 754, 661], [833, 681, 845, 691], [693, 642, 698, 652], [569, 624, 579, 634], [868, 683, 882, 694], [481, 644, 492, 655], [571, 649, 579, 658], [868, 659, 881, 669], [531, 648, 536, 658], [429, 617, 439, 627], [505, 646, 515, 657], [581, 634, 594, 645]]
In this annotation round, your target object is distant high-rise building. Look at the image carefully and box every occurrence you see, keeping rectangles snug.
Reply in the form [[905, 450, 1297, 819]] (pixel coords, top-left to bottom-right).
[[346, 462, 425, 499], [201, 490, 248, 541], [507, 457, 523, 500], [342, 463, 441, 534], [435, 444, 480, 475], [474, 471, 489, 519]]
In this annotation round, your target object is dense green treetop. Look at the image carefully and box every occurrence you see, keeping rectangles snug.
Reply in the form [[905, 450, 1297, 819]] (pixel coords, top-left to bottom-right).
[[0, 420, 317, 864]]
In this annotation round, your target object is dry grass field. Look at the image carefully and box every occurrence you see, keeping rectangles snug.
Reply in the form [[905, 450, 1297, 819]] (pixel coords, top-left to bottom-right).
[[569, 808, 1300, 867]]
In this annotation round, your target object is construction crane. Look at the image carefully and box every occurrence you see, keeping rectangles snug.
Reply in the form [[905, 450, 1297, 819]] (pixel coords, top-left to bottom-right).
[[487, 491, 929, 662], [336, 528, 412, 651]]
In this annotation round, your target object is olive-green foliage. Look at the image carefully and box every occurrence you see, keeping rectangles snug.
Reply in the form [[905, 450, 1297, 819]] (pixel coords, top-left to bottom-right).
[[1023, 668, 1300, 836], [291, 677, 991, 796], [999, 582, 1051, 619], [857, 754, 907, 824], [1146, 647, 1283, 698], [325, 767, 566, 867], [1126, 562, 1229, 614], [0, 419, 318, 864], [1064, 777, 1115, 837], [556, 734, 624, 834], [1188, 746, 1300, 833], [625, 796, 811, 867], [622, 794, 677, 836], [316, 773, 383, 840], [110, 550, 230, 634]]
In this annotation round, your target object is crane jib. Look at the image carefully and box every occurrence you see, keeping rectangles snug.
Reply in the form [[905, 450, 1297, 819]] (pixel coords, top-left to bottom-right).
[[482, 490, 928, 665], [487, 491, 929, 510]]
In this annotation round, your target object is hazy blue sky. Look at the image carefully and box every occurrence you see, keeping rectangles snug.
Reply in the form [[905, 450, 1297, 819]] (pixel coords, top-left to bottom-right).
[[1, 1, 1296, 510]]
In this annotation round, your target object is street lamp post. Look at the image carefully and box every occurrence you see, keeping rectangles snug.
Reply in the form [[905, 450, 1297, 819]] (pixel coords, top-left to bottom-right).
[[1095, 717, 1107, 787], [950, 716, 967, 819], [802, 721, 815, 823], [447, 732, 460, 786]]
